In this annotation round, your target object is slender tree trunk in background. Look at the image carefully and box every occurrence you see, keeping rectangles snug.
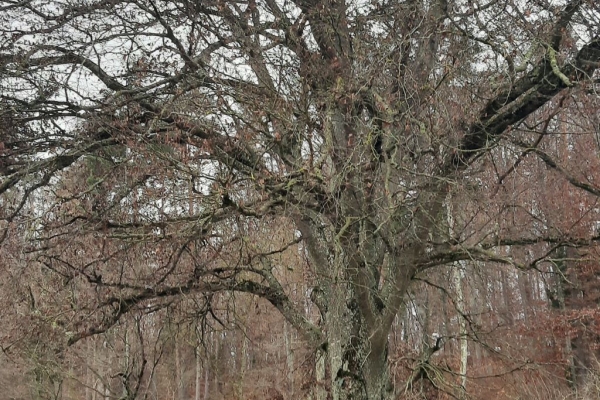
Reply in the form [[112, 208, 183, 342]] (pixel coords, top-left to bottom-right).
[[203, 365, 210, 400], [440, 281, 449, 351], [518, 272, 532, 323], [195, 346, 201, 400], [448, 198, 468, 396], [175, 336, 185, 400], [421, 290, 430, 352], [551, 246, 578, 388], [284, 321, 295, 395], [85, 340, 92, 400], [234, 332, 248, 400], [91, 341, 97, 400], [475, 264, 488, 371], [493, 270, 504, 327], [100, 341, 110, 400], [123, 327, 130, 399], [453, 263, 468, 398], [243, 335, 248, 398], [554, 246, 595, 389], [500, 269, 514, 325], [213, 332, 220, 399]]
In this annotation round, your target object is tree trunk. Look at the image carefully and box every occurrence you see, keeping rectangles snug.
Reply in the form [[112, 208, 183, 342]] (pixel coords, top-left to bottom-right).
[[284, 321, 295, 395], [314, 349, 327, 400], [551, 246, 578, 388], [320, 281, 393, 400], [195, 346, 201, 400], [85, 340, 93, 400], [175, 336, 185, 400], [448, 195, 468, 396], [500, 269, 514, 325], [517, 271, 532, 323], [453, 262, 468, 398]]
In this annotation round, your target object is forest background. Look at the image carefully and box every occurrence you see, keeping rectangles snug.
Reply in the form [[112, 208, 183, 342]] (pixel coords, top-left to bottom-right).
[[0, 0, 600, 399]]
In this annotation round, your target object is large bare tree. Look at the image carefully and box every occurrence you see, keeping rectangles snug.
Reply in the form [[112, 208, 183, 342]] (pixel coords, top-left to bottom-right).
[[1, 0, 600, 398]]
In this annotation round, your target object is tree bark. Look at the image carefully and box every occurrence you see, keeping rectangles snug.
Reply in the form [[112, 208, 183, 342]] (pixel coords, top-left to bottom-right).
[[284, 321, 295, 395], [448, 197, 468, 397], [453, 263, 468, 398], [551, 246, 578, 388], [195, 345, 201, 400], [317, 274, 396, 400], [175, 336, 185, 400]]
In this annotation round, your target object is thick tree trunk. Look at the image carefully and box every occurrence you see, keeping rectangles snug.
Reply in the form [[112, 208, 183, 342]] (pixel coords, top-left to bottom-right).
[[303, 229, 430, 399], [320, 281, 393, 400], [299, 102, 446, 398], [314, 349, 327, 400]]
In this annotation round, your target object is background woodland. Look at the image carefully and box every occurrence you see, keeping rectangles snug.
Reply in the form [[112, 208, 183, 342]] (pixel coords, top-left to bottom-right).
[[0, 0, 599, 399]]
